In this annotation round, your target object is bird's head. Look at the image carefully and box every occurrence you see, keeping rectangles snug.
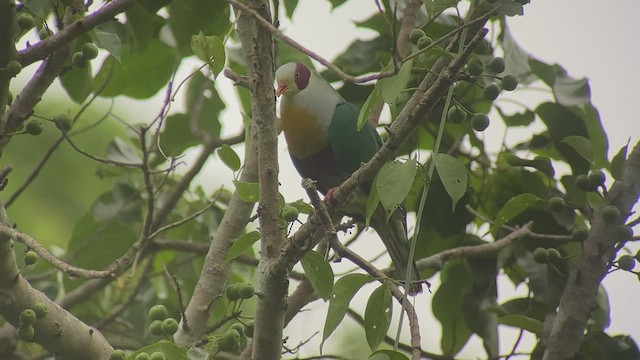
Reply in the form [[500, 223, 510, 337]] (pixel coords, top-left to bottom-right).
[[275, 62, 311, 96]]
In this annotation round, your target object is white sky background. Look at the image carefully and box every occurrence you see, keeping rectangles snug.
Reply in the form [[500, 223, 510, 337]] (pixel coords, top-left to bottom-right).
[[248, 0, 640, 358]]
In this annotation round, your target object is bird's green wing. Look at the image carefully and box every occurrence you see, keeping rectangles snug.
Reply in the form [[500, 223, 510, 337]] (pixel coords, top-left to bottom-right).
[[327, 100, 383, 183]]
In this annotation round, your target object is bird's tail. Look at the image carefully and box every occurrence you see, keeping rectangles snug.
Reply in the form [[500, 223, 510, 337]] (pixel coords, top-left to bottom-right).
[[370, 205, 422, 295]]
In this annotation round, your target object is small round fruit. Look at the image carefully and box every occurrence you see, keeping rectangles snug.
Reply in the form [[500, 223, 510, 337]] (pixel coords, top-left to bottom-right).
[[53, 114, 72, 132], [6, 60, 22, 77], [417, 36, 433, 50], [38, 27, 50, 39], [149, 304, 168, 321], [245, 321, 254, 338], [467, 58, 484, 76], [17, 324, 35, 341], [149, 319, 163, 336], [471, 113, 490, 132], [549, 197, 565, 213], [135, 353, 150, 360], [409, 29, 426, 45], [218, 329, 241, 351], [571, 226, 589, 242], [613, 225, 634, 242], [71, 51, 88, 68], [618, 255, 635, 271], [17, 13, 35, 30], [547, 248, 562, 261], [574, 174, 591, 191], [282, 206, 299, 223], [447, 105, 467, 124], [588, 170, 606, 189], [149, 352, 166, 360], [24, 250, 38, 266], [226, 284, 240, 301], [19, 309, 36, 325], [26, 119, 43, 135], [161, 318, 179, 336], [533, 248, 549, 264], [501, 75, 518, 91], [110, 350, 126, 360], [473, 40, 489, 54], [601, 205, 620, 224], [81, 43, 99, 60], [238, 283, 255, 299], [488, 57, 506, 73], [482, 83, 501, 101], [32, 303, 48, 319]]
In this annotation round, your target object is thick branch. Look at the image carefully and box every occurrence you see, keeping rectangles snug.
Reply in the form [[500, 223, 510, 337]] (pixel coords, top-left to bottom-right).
[[543, 141, 640, 360]]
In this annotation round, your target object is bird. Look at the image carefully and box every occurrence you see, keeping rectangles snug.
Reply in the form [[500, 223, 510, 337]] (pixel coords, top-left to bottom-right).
[[275, 62, 422, 295]]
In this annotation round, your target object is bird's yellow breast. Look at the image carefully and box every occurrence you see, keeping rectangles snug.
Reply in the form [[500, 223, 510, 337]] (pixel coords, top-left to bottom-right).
[[280, 105, 328, 159]]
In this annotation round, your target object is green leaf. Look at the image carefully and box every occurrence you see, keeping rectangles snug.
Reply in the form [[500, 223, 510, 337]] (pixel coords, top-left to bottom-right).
[[610, 144, 628, 180], [168, 0, 231, 55], [562, 135, 593, 164], [301, 250, 334, 301], [554, 75, 591, 107], [496, 107, 534, 127], [283, 0, 299, 18], [233, 181, 260, 202], [498, 314, 544, 335], [322, 274, 371, 349], [90, 183, 142, 224], [433, 154, 468, 211], [60, 61, 93, 103], [217, 144, 241, 172], [365, 283, 393, 351], [191, 32, 225, 76], [369, 349, 410, 360], [581, 104, 609, 169], [379, 59, 413, 104], [106, 137, 143, 164], [528, 58, 556, 87], [423, 0, 459, 15], [491, 193, 540, 238], [126, 340, 188, 360], [90, 26, 123, 62], [357, 84, 383, 130], [365, 175, 380, 227], [223, 231, 260, 264], [376, 159, 416, 220], [94, 40, 174, 98]]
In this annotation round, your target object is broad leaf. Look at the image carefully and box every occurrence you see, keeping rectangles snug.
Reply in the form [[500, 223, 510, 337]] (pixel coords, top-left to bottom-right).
[[554, 76, 591, 107], [301, 250, 334, 301], [365, 283, 393, 351], [610, 143, 628, 180], [60, 62, 93, 103], [223, 231, 260, 264], [433, 153, 468, 211], [322, 274, 371, 349], [217, 144, 241, 172], [433, 260, 472, 355], [233, 181, 260, 202], [191, 32, 225, 76], [91, 26, 123, 62], [498, 314, 544, 335], [358, 84, 383, 130], [369, 349, 410, 360], [379, 59, 413, 104], [491, 193, 540, 238], [562, 135, 593, 164], [376, 159, 417, 220], [497, 107, 534, 127], [168, 0, 231, 55]]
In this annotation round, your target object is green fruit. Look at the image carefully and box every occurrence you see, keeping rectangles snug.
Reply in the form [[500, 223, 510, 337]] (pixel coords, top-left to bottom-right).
[[447, 105, 467, 124], [38, 27, 50, 39], [6, 60, 22, 77], [31, 303, 48, 319], [574, 174, 592, 191], [618, 255, 635, 271], [547, 248, 562, 261], [81, 43, 99, 60], [135, 353, 150, 360], [230, 322, 245, 336], [161, 318, 179, 336], [417, 36, 433, 50], [110, 350, 126, 360], [149, 320, 163, 336], [17, 13, 35, 30], [149, 305, 168, 321], [149, 352, 166, 360], [533, 247, 548, 264], [588, 170, 606, 189], [238, 283, 255, 299], [571, 226, 589, 242], [482, 83, 501, 101], [245, 321, 254, 338], [488, 57, 506, 73], [17, 324, 34, 341], [72, 52, 88, 68], [226, 284, 241, 301], [282, 206, 299, 223], [409, 29, 426, 45], [602, 205, 620, 224], [25, 119, 43, 135], [473, 40, 489, 54], [24, 250, 38, 266], [467, 58, 484, 76], [501, 75, 518, 91], [19, 309, 36, 325], [218, 329, 241, 351], [549, 197, 565, 213], [471, 113, 490, 132], [613, 225, 634, 242], [53, 114, 72, 132]]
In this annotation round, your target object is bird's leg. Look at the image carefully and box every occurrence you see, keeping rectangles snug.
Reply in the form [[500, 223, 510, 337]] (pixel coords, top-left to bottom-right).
[[323, 187, 336, 204]]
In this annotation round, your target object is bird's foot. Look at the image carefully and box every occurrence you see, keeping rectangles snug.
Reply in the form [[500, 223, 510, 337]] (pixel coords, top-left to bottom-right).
[[323, 188, 336, 205]]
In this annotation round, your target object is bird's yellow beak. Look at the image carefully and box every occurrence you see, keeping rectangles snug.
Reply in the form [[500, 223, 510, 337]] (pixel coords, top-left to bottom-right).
[[276, 82, 287, 96]]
